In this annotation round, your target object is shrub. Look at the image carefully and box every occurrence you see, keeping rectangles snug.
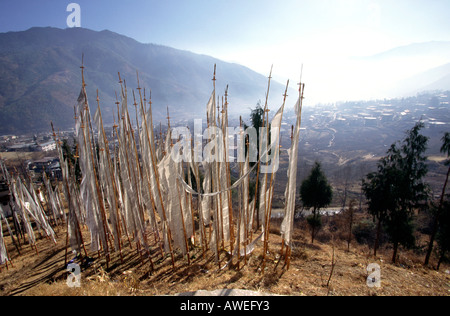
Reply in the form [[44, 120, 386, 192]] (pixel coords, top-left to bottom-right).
[[352, 219, 377, 245]]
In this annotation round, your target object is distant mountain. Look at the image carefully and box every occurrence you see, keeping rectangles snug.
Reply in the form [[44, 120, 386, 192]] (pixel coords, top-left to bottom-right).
[[368, 41, 450, 60], [0, 27, 287, 135], [415, 62, 450, 92], [351, 41, 450, 99], [394, 66, 450, 99]]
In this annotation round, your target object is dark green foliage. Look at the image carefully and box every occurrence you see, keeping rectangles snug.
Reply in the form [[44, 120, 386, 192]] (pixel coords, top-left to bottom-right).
[[248, 102, 264, 167], [352, 219, 378, 245], [300, 162, 333, 212], [61, 139, 75, 166], [425, 132, 450, 265], [363, 122, 429, 262], [436, 135, 450, 266], [247, 102, 267, 230], [441, 132, 450, 159], [306, 214, 322, 233], [250, 103, 264, 135], [61, 138, 81, 183], [384, 208, 416, 259], [300, 162, 333, 243]]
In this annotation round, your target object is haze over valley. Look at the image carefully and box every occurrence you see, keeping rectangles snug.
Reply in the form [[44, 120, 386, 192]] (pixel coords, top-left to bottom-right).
[[1, 27, 449, 203], [1, 1, 450, 298], [0, 27, 449, 136]]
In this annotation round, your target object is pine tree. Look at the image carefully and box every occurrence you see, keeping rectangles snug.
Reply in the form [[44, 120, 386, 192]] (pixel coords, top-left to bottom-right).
[[424, 132, 450, 266], [300, 162, 333, 243], [248, 103, 265, 230], [363, 122, 429, 262]]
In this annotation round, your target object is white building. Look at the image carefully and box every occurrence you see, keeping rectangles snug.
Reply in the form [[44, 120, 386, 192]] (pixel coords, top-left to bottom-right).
[[38, 141, 56, 152]]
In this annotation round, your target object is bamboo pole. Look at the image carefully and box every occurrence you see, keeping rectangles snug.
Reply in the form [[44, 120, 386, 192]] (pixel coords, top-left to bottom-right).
[[216, 96, 226, 255], [184, 137, 197, 249], [261, 80, 289, 272], [51, 123, 88, 264], [128, 114, 148, 239], [127, 94, 147, 231], [237, 140, 243, 270], [191, 139, 207, 258], [237, 116, 245, 269], [81, 104, 110, 269], [15, 178, 39, 255], [211, 65, 221, 265], [252, 66, 273, 233], [221, 92, 232, 256], [78, 65, 111, 268], [6, 213, 20, 255], [125, 107, 152, 260], [176, 176, 191, 265], [136, 76, 165, 259], [223, 86, 234, 258], [117, 76, 148, 251], [95, 93, 124, 264], [278, 75, 305, 270], [244, 138, 250, 266], [113, 111, 134, 252], [167, 107, 192, 262], [119, 73, 175, 270]]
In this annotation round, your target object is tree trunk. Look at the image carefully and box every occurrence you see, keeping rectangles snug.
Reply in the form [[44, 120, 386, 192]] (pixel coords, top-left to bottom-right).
[[392, 242, 398, 263], [311, 207, 317, 244], [437, 252, 444, 270], [374, 218, 381, 256], [342, 187, 347, 211], [424, 216, 439, 266], [347, 206, 354, 252], [425, 165, 450, 265]]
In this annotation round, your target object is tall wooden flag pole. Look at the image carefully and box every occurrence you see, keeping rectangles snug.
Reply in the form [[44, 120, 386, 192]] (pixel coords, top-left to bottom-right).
[[253, 66, 273, 232], [113, 93, 134, 251], [261, 80, 289, 272], [136, 73, 164, 259], [81, 72, 111, 268], [95, 91, 125, 264], [51, 122, 87, 262], [223, 85, 234, 258], [125, 74, 175, 269], [280, 67, 305, 270]]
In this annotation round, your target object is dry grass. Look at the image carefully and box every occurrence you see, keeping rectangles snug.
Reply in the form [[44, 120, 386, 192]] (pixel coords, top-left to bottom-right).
[[1, 217, 449, 297], [0, 152, 51, 165]]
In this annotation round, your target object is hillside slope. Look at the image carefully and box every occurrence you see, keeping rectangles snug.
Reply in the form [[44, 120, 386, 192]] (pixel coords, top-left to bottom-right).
[[0, 27, 287, 134], [0, 217, 448, 297]]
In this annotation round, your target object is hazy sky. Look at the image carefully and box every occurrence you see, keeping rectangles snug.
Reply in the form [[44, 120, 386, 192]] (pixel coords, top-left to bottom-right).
[[1, 0, 450, 103]]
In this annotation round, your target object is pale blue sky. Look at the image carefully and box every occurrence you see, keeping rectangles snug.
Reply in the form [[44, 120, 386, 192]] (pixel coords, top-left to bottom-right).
[[1, 0, 450, 102], [2, 1, 449, 49]]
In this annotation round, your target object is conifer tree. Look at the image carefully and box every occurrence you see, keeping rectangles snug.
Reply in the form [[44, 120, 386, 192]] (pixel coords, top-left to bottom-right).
[[300, 162, 333, 243], [363, 122, 429, 262], [424, 132, 450, 266]]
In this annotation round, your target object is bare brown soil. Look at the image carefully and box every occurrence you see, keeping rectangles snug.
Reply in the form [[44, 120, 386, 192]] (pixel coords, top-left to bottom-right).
[[1, 217, 449, 297]]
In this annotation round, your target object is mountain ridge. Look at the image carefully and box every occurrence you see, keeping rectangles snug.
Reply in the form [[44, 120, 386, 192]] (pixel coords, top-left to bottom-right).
[[1, 27, 450, 135], [361, 40, 450, 60], [0, 27, 288, 135], [347, 41, 450, 100]]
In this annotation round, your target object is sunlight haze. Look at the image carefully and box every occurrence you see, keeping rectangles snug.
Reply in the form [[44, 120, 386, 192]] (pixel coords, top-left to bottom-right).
[[1, 0, 449, 104]]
